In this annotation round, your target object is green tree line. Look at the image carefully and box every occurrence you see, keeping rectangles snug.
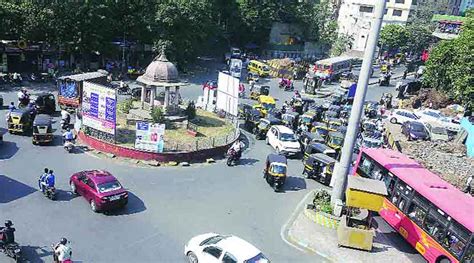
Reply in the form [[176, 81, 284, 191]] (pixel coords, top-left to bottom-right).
[[0, 0, 338, 67]]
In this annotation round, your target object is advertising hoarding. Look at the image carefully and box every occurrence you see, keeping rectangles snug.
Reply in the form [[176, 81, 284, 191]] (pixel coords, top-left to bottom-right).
[[216, 72, 239, 116], [82, 81, 117, 137], [135, 122, 165, 153]]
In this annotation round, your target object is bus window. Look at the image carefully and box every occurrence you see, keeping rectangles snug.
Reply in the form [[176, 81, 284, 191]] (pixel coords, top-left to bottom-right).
[[407, 194, 428, 226], [462, 242, 473, 262], [443, 221, 471, 260], [382, 172, 396, 196], [423, 208, 449, 243], [358, 154, 374, 177]]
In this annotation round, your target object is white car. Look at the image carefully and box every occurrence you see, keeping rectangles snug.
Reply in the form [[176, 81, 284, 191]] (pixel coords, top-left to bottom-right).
[[389, 109, 419, 124], [266, 125, 301, 156], [415, 109, 461, 133], [184, 233, 269, 263]]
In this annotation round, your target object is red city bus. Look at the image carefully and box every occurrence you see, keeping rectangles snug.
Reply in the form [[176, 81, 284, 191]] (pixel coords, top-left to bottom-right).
[[353, 148, 474, 263]]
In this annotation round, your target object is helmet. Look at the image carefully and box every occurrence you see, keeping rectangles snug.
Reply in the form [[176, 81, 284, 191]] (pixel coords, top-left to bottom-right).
[[5, 220, 13, 227], [60, 238, 67, 245]]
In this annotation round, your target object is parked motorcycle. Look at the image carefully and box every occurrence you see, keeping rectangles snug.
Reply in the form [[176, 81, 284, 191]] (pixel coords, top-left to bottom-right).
[[1, 242, 21, 262], [226, 149, 241, 166]]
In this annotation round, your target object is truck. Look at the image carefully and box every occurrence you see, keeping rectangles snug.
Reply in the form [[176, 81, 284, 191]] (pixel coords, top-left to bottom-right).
[[57, 71, 108, 110]]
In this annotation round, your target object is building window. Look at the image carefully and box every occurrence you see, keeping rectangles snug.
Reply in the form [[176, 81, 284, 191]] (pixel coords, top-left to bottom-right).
[[392, 9, 403, 16], [359, 5, 374, 13], [384, 8, 388, 14], [412, 0, 417, 4], [395, 0, 405, 3]]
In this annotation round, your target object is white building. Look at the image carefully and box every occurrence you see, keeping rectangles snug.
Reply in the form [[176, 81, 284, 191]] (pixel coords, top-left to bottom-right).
[[337, 0, 456, 51]]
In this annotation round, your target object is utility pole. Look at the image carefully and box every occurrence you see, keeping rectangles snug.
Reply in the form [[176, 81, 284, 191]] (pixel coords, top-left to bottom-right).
[[331, 0, 387, 205]]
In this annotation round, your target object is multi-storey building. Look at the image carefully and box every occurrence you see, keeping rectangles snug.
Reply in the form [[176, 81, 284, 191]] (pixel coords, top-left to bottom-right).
[[337, 0, 462, 51]]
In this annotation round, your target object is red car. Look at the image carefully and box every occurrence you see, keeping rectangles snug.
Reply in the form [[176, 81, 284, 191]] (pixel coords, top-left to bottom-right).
[[69, 170, 128, 213]]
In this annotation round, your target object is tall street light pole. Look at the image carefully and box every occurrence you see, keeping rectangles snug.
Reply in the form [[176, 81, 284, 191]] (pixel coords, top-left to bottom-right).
[[331, 0, 387, 205]]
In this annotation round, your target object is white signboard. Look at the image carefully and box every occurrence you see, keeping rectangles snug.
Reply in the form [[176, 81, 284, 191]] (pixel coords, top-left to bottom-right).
[[82, 81, 116, 135], [229, 59, 242, 78], [135, 122, 165, 153], [216, 72, 239, 116]]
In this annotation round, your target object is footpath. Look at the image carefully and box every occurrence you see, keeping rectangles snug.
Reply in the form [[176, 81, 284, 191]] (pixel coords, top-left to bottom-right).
[[282, 191, 424, 263]]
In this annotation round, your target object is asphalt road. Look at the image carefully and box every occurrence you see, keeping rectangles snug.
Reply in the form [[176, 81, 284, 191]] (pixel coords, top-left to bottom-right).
[[0, 61, 412, 263]]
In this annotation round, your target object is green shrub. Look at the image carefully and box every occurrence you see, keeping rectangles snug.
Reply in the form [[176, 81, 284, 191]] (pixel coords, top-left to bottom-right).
[[118, 99, 133, 114], [151, 107, 166, 123], [312, 189, 333, 214]]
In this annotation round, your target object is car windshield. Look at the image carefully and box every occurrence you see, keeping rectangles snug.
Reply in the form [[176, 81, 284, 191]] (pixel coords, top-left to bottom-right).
[[270, 164, 287, 174], [280, 133, 296, 142], [258, 121, 269, 129], [411, 123, 426, 132], [316, 128, 328, 136], [363, 140, 382, 148], [245, 253, 270, 263], [406, 112, 418, 119], [332, 137, 343, 146], [432, 127, 447, 135], [97, 180, 122, 193], [364, 123, 376, 131], [301, 116, 311, 123], [200, 235, 228, 246]]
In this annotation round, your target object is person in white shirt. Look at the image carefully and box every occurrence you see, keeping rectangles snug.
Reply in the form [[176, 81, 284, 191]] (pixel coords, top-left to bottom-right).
[[54, 238, 72, 263]]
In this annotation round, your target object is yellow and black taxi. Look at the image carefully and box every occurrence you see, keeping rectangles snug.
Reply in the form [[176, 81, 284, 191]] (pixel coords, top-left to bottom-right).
[[263, 154, 287, 192], [302, 153, 336, 185], [32, 114, 53, 145], [7, 108, 33, 134]]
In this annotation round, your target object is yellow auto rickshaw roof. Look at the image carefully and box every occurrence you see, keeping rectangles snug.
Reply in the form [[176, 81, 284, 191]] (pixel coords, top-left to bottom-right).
[[249, 60, 269, 67], [259, 95, 276, 104]]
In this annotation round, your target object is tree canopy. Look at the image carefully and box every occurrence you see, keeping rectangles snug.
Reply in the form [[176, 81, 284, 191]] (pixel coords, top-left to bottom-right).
[[423, 12, 474, 104], [0, 0, 341, 66]]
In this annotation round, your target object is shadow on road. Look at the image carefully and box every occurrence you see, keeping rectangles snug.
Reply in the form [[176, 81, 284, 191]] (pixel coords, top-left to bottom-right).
[[0, 141, 19, 160], [0, 175, 36, 203], [21, 245, 53, 263], [280, 176, 306, 192], [104, 192, 146, 216], [55, 189, 76, 202], [239, 158, 259, 166]]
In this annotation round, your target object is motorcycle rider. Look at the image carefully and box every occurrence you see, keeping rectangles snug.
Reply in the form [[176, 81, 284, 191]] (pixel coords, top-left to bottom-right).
[[45, 170, 55, 191], [63, 128, 75, 143], [60, 109, 71, 129], [228, 139, 244, 160], [39, 168, 49, 193], [17, 88, 29, 107], [53, 238, 72, 263], [0, 220, 16, 249]]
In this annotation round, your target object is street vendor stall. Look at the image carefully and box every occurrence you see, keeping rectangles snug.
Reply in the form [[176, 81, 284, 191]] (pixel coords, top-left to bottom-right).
[[337, 176, 387, 251]]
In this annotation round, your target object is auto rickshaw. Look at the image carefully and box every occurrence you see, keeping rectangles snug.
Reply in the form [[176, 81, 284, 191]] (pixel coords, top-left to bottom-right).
[[323, 110, 339, 123], [7, 109, 33, 134], [328, 118, 343, 131], [311, 121, 335, 139], [263, 154, 287, 192], [254, 116, 282, 140], [327, 131, 345, 152], [32, 114, 53, 145], [299, 111, 317, 128], [244, 109, 261, 132], [33, 92, 56, 114], [302, 153, 336, 185], [250, 85, 270, 100], [299, 132, 325, 150], [328, 105, 342, 116], [238, 103, 253, 119], [302, 142, 337, 162], [281, 112, 299, 130], [253, 95, 276, 117]]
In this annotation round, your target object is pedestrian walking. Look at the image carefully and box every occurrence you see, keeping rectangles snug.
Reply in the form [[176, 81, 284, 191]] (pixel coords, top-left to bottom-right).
[[464, 175, 473, 194]]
